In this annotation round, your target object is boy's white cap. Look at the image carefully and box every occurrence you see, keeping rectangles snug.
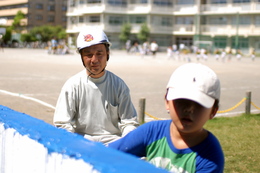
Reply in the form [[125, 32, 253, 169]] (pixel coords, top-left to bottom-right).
[[77, 27, 111, 51], [166, 63, 221, 108]]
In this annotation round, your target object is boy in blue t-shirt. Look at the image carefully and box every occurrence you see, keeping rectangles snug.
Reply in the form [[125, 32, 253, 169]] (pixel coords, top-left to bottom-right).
[[108, 63, 224, 173]]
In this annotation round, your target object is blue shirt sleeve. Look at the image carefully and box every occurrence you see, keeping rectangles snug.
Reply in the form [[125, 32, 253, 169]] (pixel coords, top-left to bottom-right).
[[108, 122, 150, 157], [108, 120, 171, 157]]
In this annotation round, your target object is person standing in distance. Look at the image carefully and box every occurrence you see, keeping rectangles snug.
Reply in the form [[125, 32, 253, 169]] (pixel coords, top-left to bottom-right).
[[150, 41, 158, 57], [108, 63, 224, 172], [53, 27, 139, 144]]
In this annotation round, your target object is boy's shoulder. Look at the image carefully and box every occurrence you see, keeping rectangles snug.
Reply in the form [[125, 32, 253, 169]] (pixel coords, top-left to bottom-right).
[[144, 120, 171, 129], [141, 120, 172, 142]]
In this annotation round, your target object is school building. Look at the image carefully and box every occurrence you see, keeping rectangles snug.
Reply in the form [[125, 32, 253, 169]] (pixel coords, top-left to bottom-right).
[[0, 0, 67, 30], [66, 0, 260, 54]]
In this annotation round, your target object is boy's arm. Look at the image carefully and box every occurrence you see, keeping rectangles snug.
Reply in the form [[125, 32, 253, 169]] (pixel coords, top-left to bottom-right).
[[108, 123, 149, 157]]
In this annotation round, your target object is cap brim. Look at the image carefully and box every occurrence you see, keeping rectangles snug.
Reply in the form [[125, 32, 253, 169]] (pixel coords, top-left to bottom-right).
[[166, 87, 215, 108]]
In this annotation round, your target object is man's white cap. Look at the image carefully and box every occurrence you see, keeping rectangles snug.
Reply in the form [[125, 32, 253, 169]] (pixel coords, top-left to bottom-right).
[[166, 63, 221, 108], [77, 27, 111, 51]]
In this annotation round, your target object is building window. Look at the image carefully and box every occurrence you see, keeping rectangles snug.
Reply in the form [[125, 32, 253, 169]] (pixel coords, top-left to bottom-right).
[[255, 16, 260, 25], [130, 16, 146, 24], [90, 16, 100, 23], [79, 16, 84, 23], [177, 37, 193, 47], [109, 16, 125, 25], [154, 0, 172, 5], [48, 5, 55, 11], [208, 17, 227, 25], [62, 6, 67, 11], [176, 0, 194, 5], [48, 16, 55, 22], [35, 15, 43, 20], [80, 0, 86, 4], [62, 16, 67, 22], [70, 17, 76, 24], [231, 37, 248, 49], [70, 0, 76, 7], [152, 35, 171, 47], [130, 0, 148, 3], [161, 17, 172, 26], [108, 0, 127, 6], [36, 3, 43, 9], [211, 0, 227, 3], [214, 37, 227, 48], [233, 0, 250, 3], [231, 16, 250, 25], [88, 0, 101, 3], [176, 17, 193, 25]]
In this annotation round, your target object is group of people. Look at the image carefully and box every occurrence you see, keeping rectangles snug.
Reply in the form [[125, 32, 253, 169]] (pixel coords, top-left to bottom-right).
[[53, 27, 225, 172], [126, 40, 159, 57], [47, 37, 70, 55]]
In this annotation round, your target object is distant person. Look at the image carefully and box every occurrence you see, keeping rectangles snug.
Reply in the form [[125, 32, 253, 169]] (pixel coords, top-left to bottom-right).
[[236, 49, 242, 61], [251, 49, 255, 61], [167, 46, 173, 59], [109, 63, 225, 172], [125, 40, 131, 53], [150, 41, 158, 57], [221, 50, 226, 63], [143, 41, 150, 55], [53, 27, 139, 144], [51, 37, 58, 54], [172, 44, 177, 53], [0, 34, 4, 52]]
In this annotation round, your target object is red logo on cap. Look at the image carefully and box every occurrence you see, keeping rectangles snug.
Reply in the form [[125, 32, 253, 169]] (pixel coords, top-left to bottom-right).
[[84, 34, 94, 42]]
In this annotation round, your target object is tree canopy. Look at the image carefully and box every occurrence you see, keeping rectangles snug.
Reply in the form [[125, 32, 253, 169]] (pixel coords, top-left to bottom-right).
[[137, 23, 150, 43], [119, 23, 131, 43], [29, 25, 67, 42]]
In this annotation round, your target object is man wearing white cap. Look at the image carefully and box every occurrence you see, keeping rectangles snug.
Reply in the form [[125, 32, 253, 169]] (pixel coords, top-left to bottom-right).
[[54, 27, 139, 144], [108, 63, 224, 172]]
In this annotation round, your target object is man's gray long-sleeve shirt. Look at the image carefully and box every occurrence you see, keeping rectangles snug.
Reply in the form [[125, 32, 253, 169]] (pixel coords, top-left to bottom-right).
[[54, 70, 139, 144]]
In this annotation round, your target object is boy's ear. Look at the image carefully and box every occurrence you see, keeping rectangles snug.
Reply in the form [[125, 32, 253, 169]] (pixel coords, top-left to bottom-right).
[[165, 98, 170, 112], [210, 107, 219, 119]]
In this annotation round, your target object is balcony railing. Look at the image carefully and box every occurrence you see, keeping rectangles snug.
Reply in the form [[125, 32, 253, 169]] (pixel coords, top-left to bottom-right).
[[67, 4, 105, 16], [173, 4, 198, 14], [0, 7, 28, 16], [67, 2, 198, 15], [200, 24, 260, 36], [66, 23, 104, 33], [201, 2, 260, 13]]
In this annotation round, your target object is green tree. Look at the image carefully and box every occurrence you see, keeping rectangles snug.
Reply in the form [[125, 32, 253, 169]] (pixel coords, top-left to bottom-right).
[[137, 23, 150, 43], [11, 11, 26, 32], [119, 23, 131, 43], [2, 27, 12, 44], [30, 25, 67, 43], [20, 33, 37, 42]]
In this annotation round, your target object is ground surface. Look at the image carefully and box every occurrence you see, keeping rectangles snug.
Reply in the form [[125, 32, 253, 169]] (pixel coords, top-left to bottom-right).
[[1, 48, 260, 125]]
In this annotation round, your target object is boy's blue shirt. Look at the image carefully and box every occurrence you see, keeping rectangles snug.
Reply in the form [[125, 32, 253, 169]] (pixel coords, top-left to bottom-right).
[[108, 120, 224, 173]]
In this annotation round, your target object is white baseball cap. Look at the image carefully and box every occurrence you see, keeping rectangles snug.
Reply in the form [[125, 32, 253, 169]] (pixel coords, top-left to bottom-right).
[[77, 27, 111, 51], [166, 63, 221, 108]]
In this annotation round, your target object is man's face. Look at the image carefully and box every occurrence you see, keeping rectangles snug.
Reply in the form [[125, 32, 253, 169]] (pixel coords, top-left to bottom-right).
[[80, 44, 109, 78]]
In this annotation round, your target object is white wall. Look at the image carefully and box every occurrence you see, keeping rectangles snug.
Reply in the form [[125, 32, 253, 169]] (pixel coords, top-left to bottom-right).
[[0, 105, 168, 173]]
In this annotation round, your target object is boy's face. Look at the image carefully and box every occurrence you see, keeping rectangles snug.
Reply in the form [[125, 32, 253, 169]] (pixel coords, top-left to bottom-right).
[[166, 99, 215, 134]]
